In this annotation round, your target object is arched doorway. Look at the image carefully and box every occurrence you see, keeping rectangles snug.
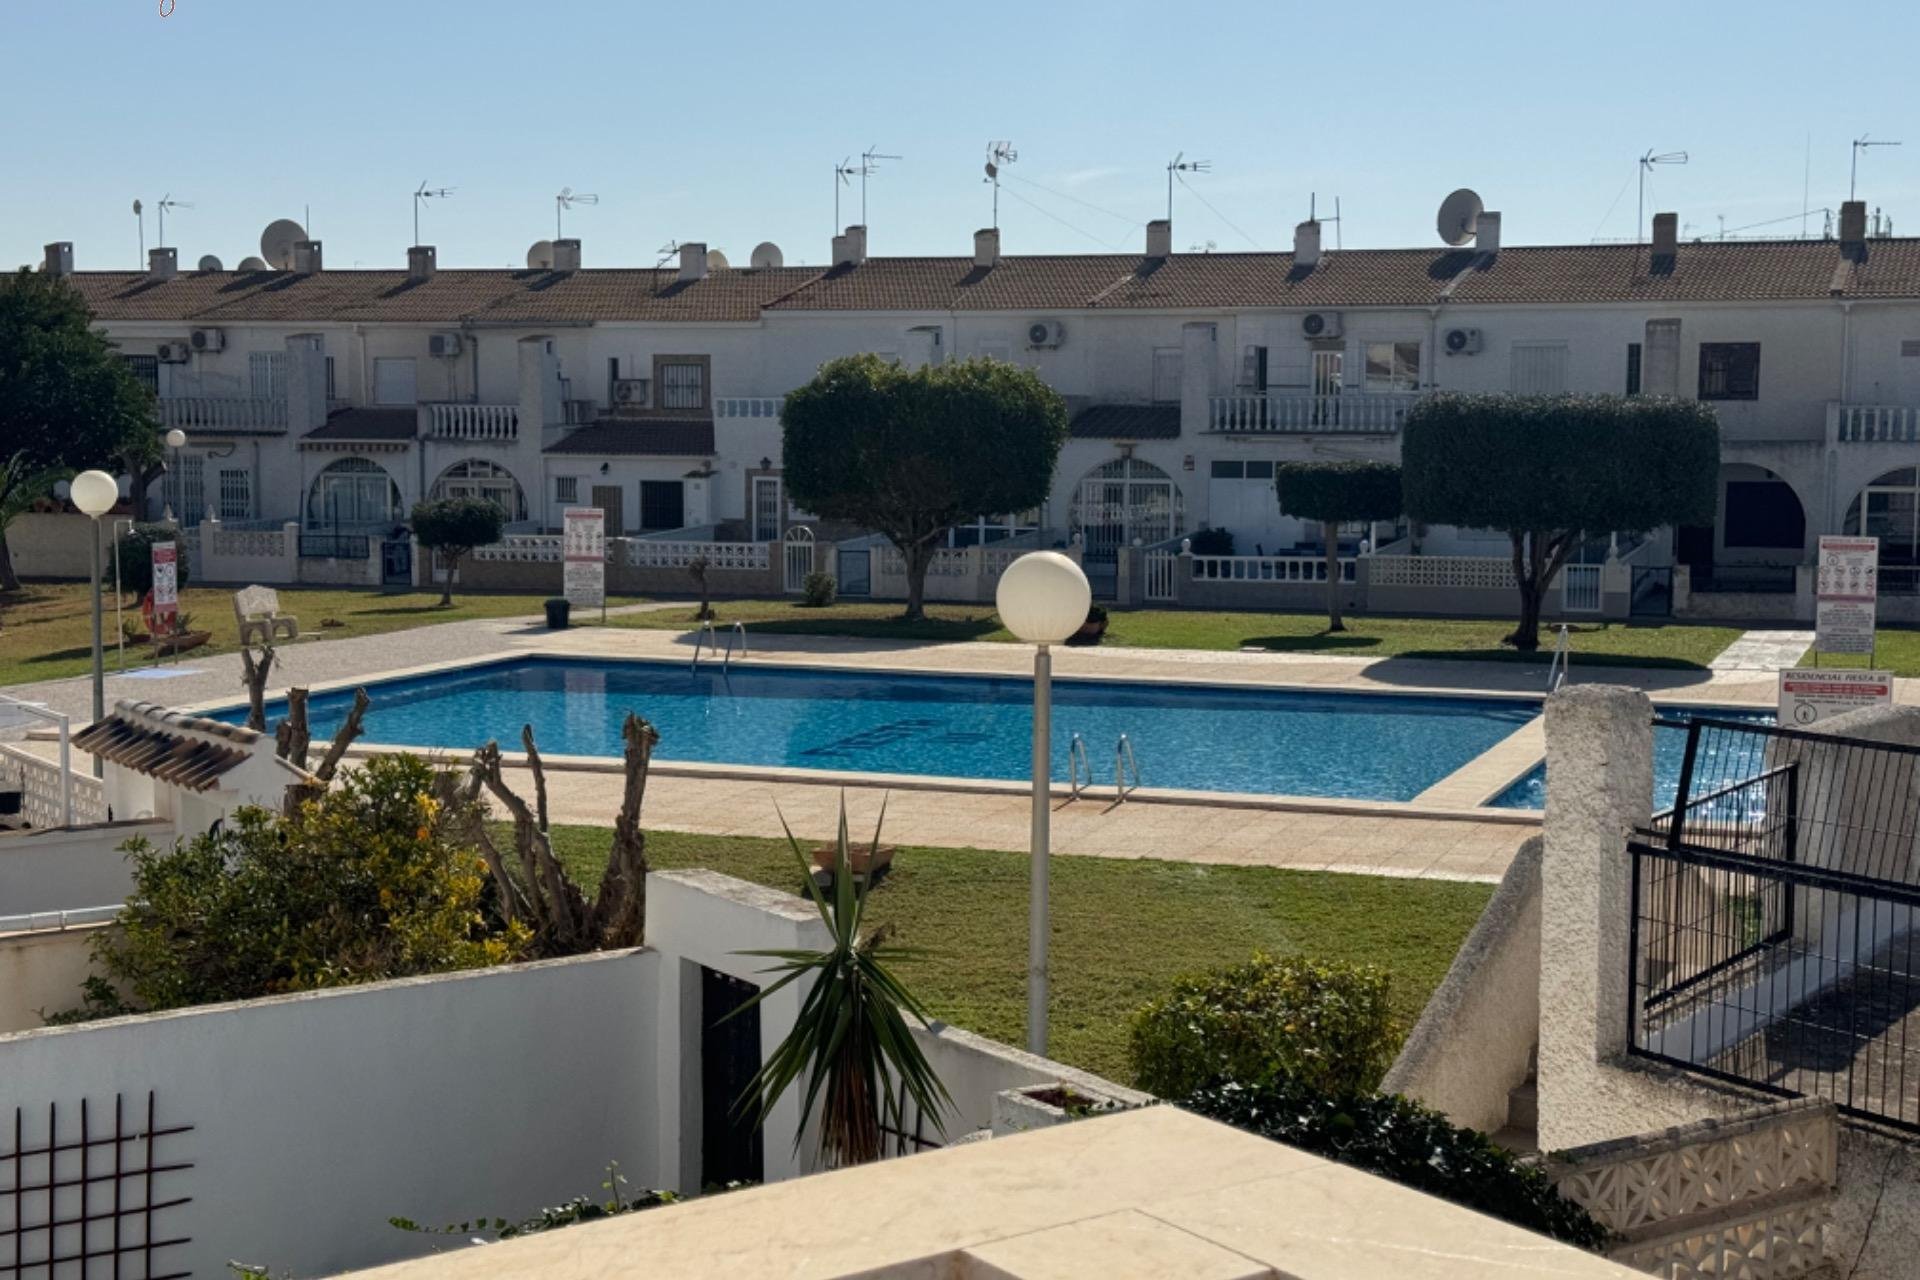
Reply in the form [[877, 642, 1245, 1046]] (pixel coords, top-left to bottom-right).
[[1844, 467, 1920, 568], [431, 459, 528, 523], [1719, 464, 1807, 558], [307, 457, 402, 529], [1069, 457, 1185, 596]]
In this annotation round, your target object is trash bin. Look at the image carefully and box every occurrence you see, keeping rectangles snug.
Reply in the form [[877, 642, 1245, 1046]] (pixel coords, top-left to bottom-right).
[[544, 597, 571, 629]]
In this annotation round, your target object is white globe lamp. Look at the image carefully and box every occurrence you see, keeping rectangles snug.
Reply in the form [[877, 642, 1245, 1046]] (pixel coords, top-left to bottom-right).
[[161, 430, 187, 519], [71, 469, 120, 761], [70, 469, 119, 518], [164, 428, 187, 449], [995, 549, 1091, 1056]]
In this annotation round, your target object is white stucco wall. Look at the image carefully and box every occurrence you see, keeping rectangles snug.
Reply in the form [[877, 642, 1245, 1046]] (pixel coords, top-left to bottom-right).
[[0, 820, 161, 916], [0, 925, 105, 1033]]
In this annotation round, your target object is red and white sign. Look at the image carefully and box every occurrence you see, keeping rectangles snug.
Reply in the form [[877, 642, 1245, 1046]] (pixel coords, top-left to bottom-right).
[[1777, 668, 1893, 726], [563, 507, 605, 609], [150, 541, 179, 633], [1815, 535, 1879, 656]]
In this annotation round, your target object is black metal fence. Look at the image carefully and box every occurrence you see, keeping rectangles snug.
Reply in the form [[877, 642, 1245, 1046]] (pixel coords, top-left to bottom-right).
[[1, 1093, 193, 1279], [1688, 564, 1798, 595], [298, 533, 370, 561], [1630, 717, 1920, 1132]]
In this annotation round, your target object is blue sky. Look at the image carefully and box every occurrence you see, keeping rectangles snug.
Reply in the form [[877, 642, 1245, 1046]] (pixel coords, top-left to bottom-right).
[[8, 0, 1919, 271]]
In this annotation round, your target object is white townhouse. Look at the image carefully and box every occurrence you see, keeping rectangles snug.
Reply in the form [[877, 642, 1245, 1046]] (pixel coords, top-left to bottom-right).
[[40, 197, 1920, 605]]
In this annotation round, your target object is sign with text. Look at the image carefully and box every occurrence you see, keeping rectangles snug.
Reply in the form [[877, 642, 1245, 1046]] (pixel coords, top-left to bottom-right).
[[563, 507, 605, 609], [1815, 535, 1879, 656], [151, 541, 179, 632], [1777, 668, 1894, 726]]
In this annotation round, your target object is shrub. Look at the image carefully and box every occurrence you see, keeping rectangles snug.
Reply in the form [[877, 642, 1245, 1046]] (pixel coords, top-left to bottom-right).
[[1187, 526, 1235, 556], [75, 754, 528, 1014], [801, 571, 836, 607], [1183, 1079, 1611, 1250], [1128, 952, 1395, 1099], [410, 495, 507, 606], [107, 522, 191, 597]]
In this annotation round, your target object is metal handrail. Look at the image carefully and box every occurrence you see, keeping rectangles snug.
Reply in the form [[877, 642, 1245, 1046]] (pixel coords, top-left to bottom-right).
[[690, 619, 718, 669], [724, 621, 747, 669], [1067, 733, 1091, 798], [1546, 625, 1571, 692], [0, 694, 74, 827], [1115, 734, 1141, 802]]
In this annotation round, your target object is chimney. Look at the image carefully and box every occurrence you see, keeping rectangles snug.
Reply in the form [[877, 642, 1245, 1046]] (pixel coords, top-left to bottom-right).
[[43, 242, 73, 276], [678, 242, 709, 283], [1475, 211, 1501, 255], [1840, 200, 1868, 260], [1650, 212, 1677, 263], [1293, 220, 1321, 268], [1145, 219, 1172, 258], [846, 225, 867, 265], [407, 245, 437, 282], [974, 227, 1001, 268], [550, 238, 581, 272], [147, 247, 178, 282], [292, 240, 323, 274]]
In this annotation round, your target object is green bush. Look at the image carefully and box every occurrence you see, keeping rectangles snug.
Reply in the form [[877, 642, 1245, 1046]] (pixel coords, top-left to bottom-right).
[[1187, 526, 1235, 556], [71, 754, 528, 1016], [801, 571, 836, 607], [1128, 952, 1395, 1099], [107, 522, 190, 597], [1184, 1079, 1611, 1250]]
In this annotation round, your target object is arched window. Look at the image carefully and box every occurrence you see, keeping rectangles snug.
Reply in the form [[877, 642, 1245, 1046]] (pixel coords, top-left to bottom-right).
[[1068, 457, 1185, 563], [307, 457, 401, 528], [431, 459, 528, 522], [1844, 467, 1920, 565]]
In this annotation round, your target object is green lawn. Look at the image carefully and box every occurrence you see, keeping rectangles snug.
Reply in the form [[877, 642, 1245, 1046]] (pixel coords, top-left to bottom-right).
[[619, 600, 1742, 670], [1799, 626, 1920, 677], [0, 582, 644, 687], [547, 825, 1491, 1085]]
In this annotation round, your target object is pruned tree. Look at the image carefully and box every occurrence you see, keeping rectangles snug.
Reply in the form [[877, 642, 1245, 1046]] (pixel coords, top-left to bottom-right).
[[1274, 461, 1402, 632], [782, 355, 1068, 621], [273, 686, 371, 813], [238, 642, 275, 731], [411, 495, 507, 606], [1402, 394, 1719, 651], [687, 554, 714, 621]]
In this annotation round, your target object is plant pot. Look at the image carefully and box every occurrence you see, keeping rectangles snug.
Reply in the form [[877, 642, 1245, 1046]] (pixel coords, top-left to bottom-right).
[[544, 598, 571, 629], [1065, 617, 1107, 647], [810, 843, 896, 876], [991, 1082, 1127, 1137], [153, 630, 211, 655]]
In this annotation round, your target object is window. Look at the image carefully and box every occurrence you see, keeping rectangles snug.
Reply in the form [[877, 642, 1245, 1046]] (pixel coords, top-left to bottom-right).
[[1510, 342, 1569, 394], [373, 358, 418, 406], [1698, 342, 1760, 401], [657, 359, 706, 411], [307, 458, 401, 527], [1210, 460, 1244, 479], [217, 469, 252, 521], [1625, 343, 1642, 396], [1152, 349, 1184, 403], [122, 355, 158, 395], [325, 355, 336, 402], [1244, 461, 1274, 480], [1363, 342, 1421, 392], [249, 351, 285, 402], [431, 458, 527, 521], [639, 480, 685, 531], [554, 476, 579, 504], [1902, 340, 1920, 359], [1239, 345, 1269, 391]]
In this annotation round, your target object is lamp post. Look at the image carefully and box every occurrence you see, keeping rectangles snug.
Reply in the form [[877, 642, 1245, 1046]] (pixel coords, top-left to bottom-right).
[[994, 551, 1092, 1056], [71, 470, 121, 770], [161, 428, 187, 521]]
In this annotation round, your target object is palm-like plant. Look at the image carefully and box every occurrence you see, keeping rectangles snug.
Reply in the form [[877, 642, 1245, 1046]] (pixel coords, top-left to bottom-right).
[[732, 800, 952, 1169]]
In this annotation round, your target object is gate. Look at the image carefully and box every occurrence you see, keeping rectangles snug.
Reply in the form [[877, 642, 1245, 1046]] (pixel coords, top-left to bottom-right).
[[1630, 566, 1673, 618], [382, 538, 413, 586], [1561, 562, 1602, 613], [837, 547, 871, 597], [783, 525, 815, 593]]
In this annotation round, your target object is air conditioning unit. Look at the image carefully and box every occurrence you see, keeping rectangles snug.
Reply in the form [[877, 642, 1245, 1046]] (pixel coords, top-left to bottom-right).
[[189, 327, 225, 353], [613, 377, 651, 407], [1300, 312, 1342, 340], [428, 332, 463, 358], [1443, 327, 1484, 356], [156, 341, 192, 363], [1026, 319, 1067, 349]]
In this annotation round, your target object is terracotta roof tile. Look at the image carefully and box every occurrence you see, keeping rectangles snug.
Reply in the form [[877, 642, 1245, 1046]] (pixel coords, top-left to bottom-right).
[[544, 419, 716, 456], [1069, 405, 1182, 439], [305, 408, 417, 441]]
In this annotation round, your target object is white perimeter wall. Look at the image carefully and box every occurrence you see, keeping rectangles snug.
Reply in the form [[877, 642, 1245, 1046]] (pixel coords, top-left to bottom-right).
[[0, 820, 161, 916]]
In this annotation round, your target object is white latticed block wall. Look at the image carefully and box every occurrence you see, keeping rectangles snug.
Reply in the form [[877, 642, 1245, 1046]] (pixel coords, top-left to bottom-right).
[[1367, 553, 1517, 591]]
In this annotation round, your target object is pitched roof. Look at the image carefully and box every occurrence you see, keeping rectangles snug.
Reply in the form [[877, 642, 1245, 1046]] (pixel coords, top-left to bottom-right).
[[544, 419, 716, 456], [63, 238, 1920, 324], [73, 700, 310, 792], [1069, 404, 1182, 440], [305, 408, 417, 441]]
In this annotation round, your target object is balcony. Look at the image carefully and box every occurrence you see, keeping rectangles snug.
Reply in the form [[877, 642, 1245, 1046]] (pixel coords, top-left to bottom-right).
[[423, 402, 518, 441], [155, 396, 287, 432], [714, 396, 786, 420], [1207, 392, 1420, 435], [1830, 401, 1920, 444]]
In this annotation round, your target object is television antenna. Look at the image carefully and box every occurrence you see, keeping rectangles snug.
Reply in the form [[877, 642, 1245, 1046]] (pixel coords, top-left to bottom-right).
[[859, 145, 901, 228], [413, 181, 453, 246], [833, 157, 866, 231], [1637, 149, 1687, 243], [555, 187, 599, 240], [1852, 134, 1902, 201], [983, 140, 1018, 229], [1166, 153, 1211, 223], [156, 193, 193, 249], [132, 199, 144, 266], [656, 240, 682, 268], [1310, 193, 1345, 251]]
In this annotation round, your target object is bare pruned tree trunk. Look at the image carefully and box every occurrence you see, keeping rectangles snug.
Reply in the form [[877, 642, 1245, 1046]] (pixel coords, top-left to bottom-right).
[[238, 643, 276, 731], [311, 688, 370, 784], [274, 687, 311, 764], [278, 687, 370, 814]]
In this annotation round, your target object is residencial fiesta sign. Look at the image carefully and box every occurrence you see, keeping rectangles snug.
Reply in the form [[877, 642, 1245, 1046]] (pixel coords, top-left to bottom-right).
[[563, 507, 605, 609], [1814, 535, 1879, 656], [1777, 668, 1893, 726]]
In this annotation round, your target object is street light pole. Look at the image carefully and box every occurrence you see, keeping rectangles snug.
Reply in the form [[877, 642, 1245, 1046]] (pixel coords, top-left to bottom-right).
[[70, 470, 121, 775], [1028, 640, 1052, 1053]]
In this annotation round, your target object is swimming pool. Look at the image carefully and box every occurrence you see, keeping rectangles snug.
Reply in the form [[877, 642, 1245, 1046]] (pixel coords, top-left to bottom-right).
[[1485, 706, 1776, 811], [231, 657, 1540, 803]]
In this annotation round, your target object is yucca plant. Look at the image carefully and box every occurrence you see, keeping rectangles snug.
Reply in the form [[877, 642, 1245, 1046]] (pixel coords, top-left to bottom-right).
[[730, 799, 952, 1168]]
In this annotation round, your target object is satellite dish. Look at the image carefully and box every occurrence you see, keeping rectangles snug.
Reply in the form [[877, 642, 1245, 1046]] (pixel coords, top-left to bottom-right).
[[132, 199, 143, 216], [1436, 189, 1485, 247], [985, 161, 998, 179], [238, 256, 268, 272], [527, 240, 555, 269], [260, 219, 306, 270], [197, 254, 223, 272], [706, 249, 730, 271], [749, 241, 784, 270]]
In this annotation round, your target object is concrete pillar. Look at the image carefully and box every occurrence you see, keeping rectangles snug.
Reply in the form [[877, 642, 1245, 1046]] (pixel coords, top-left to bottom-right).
[[1180, 322, 1216, 440], [519, 337, 563, 441], [283, 334, 328, 434]]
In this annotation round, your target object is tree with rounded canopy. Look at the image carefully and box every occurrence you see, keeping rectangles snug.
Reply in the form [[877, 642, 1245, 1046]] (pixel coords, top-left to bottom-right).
[[782, 355, 1068, 621], [0, 269, 162, 590], [411, 496, 507, 606], [1275, 461, 1402, 632], [1402, 394, 1719, 651]]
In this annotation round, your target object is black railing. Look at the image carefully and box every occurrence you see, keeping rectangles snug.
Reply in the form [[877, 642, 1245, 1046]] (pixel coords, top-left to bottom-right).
[[298, 533, 371, 560], [1689, 564, 1798, 595], [1880, 565, 1920, 596]]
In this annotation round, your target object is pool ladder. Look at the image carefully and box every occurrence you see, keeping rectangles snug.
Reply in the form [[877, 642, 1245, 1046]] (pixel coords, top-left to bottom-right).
[[1115, 733, 1141, 802], [1066, 732, 1141, 802], [691, 620, 748, 671], [1546, 624, 1571, 692]]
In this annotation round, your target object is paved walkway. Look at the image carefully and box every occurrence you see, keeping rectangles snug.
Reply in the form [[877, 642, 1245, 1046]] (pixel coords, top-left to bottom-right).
[[1709, 628, 1816, 673]]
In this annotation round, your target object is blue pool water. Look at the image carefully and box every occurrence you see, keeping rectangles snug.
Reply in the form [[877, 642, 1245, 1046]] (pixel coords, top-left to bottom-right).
[[1486, 706, 1776, 811], [228, 658, 1540, 802]]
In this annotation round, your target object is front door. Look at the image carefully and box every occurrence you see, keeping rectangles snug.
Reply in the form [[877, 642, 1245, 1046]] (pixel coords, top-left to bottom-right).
[[591, 485, 625, 537], [752, 476, 782, 543], [1311, 349, 1343, 426], [700, 967, 765, 1188]]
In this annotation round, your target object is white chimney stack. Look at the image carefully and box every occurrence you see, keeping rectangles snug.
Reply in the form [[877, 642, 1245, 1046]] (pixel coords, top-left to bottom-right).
[[1145, 219, 1172, 257], [678, 242, 709, 283], [974, 227, 1000, 268], [1475, 211, 1501, 255], [1293, 220, 1321, 268], [148, 247, 177, 282], [408, 245, 437, 282], [846, 225, 867, 265], [550, 238, 581, 272], [43, 242, 73, 276], [1651, 212, 1677, 262], [292, 240, 323, 274]]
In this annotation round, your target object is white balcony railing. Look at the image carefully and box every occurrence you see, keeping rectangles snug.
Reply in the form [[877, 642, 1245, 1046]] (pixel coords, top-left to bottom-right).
[[714, 397, 786, 420], [425, 403, 519, 441], [156, 396, 288, 431], [1208, 392, 1419, 434], [1189, 553, 1355, 583], [1832, 402, 1920, 444]]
